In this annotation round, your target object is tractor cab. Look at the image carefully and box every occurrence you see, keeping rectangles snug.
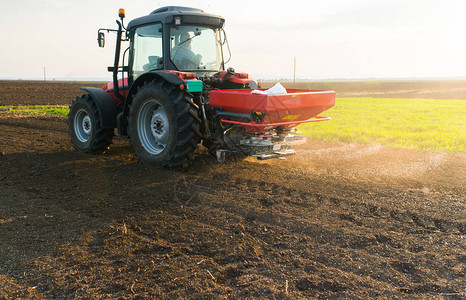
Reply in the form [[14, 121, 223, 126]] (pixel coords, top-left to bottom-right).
[[98, 6, 230, 90], [127, 6, 226, 80]]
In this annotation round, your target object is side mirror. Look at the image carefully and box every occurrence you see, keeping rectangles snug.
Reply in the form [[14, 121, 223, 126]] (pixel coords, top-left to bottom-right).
[[98, 32, 105, 48]]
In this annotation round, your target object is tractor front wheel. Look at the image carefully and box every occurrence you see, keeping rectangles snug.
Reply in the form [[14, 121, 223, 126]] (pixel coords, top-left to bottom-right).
[[68, 94, 114, 153], [128, 80, 201, 168]]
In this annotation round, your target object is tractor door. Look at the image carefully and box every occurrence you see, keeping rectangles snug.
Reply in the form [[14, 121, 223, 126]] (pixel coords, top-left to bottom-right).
[[130, 23, 164, 79]]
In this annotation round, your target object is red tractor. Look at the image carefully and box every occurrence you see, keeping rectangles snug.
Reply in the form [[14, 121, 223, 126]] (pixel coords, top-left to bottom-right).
[[68, 6, 335, 168]]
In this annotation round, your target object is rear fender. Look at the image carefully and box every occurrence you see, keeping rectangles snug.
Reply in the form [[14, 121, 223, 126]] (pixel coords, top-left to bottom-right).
[[81, 87, 118, 128], [126, 70, 185, 108]]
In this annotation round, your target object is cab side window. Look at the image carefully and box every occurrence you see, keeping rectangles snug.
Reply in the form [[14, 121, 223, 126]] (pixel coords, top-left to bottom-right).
[[132, 24, 163, 78]]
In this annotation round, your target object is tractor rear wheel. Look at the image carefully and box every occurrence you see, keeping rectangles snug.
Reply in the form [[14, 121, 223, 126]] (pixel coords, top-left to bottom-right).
[[68, 94, 114, 153], [128, 80, 201, 168]]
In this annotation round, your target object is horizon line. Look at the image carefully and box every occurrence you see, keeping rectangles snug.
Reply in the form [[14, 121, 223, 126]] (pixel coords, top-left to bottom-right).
[[2, 76, 466, 82]]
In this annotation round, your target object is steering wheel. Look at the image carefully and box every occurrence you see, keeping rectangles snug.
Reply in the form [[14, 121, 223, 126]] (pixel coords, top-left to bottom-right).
[[200, 61, 219, 70]]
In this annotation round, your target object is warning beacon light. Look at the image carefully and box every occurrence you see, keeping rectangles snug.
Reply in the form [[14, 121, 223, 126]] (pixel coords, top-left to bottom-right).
[[118, 8, 125, 18]]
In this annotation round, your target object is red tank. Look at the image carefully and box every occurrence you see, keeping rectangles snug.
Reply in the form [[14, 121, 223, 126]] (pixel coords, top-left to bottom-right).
[[209, 89, 335, 132]]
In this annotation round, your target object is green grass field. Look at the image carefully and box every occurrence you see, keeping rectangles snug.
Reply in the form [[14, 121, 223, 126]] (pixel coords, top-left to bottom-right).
[[0, 105, 69, 116], [299, 98, 466, 153], [2, 97, 465, 153]]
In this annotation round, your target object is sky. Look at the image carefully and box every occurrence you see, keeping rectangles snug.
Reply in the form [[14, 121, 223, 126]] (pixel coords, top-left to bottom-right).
[[1, 0, 466, 80]]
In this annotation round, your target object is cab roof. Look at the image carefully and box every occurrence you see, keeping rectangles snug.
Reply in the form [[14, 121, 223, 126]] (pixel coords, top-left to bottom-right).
[[127, 6, 225, 30]]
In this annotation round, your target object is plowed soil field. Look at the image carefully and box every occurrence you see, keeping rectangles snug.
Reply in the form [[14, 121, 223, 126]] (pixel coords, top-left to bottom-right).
[[0, 80, 465, 299]]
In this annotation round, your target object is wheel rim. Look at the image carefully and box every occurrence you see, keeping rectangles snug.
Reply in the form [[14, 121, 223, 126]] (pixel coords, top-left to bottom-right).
[[137, 99, 169, 155], [74, 109, 92, 143]]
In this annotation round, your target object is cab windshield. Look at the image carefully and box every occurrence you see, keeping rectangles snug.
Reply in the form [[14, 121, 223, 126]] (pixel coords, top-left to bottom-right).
[[170, 26, 223, 72]]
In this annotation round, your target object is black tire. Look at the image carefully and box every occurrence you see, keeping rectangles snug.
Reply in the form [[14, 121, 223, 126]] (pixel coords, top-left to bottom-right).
[[128, 80, 201, 168], [68, 94, 114, 153]]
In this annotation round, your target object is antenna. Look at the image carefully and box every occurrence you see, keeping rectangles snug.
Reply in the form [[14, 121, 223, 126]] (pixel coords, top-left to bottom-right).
[[293, 57, 296, 83]]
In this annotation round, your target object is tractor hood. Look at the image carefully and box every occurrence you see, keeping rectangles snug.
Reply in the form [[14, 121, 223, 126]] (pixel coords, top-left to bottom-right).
[[127, 6, 225, 30]]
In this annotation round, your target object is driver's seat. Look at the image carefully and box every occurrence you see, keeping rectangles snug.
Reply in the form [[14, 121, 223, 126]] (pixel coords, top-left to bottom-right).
[[143, 56, 163, 71]]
